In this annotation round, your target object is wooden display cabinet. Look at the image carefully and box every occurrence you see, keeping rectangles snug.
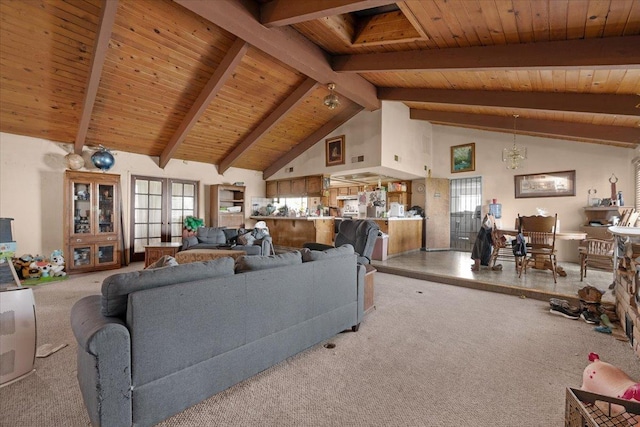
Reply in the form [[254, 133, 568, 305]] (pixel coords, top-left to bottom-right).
[[210, 184, 245, 228], [63, 171, 121, 273]]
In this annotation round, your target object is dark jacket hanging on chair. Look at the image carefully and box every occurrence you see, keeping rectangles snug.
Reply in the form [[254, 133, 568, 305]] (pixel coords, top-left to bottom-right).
[[472, 214, 494, 266]]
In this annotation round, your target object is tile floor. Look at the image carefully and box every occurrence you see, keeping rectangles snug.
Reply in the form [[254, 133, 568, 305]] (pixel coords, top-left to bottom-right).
[[372, 250, 616, 304]]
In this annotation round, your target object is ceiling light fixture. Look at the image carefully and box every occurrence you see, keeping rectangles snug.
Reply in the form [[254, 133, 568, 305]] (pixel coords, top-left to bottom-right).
[[502, 114, 527, 170], [323, 83, 340, 110]]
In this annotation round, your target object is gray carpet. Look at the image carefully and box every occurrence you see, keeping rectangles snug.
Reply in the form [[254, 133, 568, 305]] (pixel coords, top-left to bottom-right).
[[1, 263, 638, 426]]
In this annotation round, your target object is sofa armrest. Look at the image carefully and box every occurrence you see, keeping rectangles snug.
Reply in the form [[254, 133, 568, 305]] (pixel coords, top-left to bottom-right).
[[71, 295, 132, 427], [260, 235, 273, 256], [181, 235, 199, 251]]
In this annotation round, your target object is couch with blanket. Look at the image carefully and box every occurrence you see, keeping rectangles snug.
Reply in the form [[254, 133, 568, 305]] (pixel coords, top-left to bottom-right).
[[70, 245, 364, 427], [181, 226, 273, 256]]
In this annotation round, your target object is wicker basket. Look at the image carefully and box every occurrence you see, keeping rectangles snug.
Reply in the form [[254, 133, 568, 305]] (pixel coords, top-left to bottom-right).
[[565, 388, 640, 427]]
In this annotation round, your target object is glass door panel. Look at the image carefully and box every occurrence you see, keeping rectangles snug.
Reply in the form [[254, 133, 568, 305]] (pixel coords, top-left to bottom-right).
[[97, 183, 115, 234], [73, 181, 92, 235], [97, 244, 115, 265], [71, 245, 92, 268]]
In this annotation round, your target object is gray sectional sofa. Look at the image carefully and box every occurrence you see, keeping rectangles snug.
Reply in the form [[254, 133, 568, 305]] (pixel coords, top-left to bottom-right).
[[181, 226, 273, 256], [70, 245, 364, 427]]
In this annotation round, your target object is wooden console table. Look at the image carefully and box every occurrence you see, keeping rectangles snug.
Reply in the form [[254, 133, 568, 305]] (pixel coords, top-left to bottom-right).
[[364, 264, 376, 315], [175, 248, 246, 264], [144, 242, 182, 268]]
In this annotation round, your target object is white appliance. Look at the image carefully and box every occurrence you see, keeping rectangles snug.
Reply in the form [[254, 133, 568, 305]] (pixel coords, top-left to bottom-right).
[[389, 202, 404, 217], [0, 285, 37, 387]]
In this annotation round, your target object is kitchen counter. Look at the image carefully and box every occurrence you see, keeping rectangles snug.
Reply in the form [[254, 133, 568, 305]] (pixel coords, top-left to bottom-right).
[[371, 218, 423, 256], [250, 216, 334, 247]]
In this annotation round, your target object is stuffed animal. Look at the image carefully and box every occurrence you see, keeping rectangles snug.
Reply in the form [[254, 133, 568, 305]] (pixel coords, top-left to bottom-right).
[[13, 254, 33, 279], [581, 353, 640, 420], [34, 261, 52, 278], [28, 261, 42, 279], [49, 250, 66, 277]]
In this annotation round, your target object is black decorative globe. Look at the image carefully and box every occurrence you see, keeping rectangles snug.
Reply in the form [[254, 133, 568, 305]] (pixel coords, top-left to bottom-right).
[[91, 148, 115, 171]]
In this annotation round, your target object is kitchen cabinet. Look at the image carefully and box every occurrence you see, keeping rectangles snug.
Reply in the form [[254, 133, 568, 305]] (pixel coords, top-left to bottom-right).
[[306, 175, 323, 196], [348, 186, 360, 195], [337, 187, 349, 196], [277, 180, 292, 196], [266, 175, 325, 197], [266, 181, 278, 198], [63, 171, 121, 273], [291, 177, 306, 195], [328, 188, 338, 206], [210, 184, 245, 228]]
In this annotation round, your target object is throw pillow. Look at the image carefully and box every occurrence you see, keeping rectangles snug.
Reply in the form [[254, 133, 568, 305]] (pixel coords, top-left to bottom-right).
[[144, 255, 179, 269], [235, 250, 302, 273], [301, 244, 355, 262], [238, 232, 255, 246]]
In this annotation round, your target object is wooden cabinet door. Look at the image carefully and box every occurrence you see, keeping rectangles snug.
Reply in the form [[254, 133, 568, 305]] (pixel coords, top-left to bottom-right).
[[291, 177, 306, 195], [278, 180, 292, 196], [266, 181, 278, 198], [337, 187, 349, 196], [329, 188, 338, 206], [306, 176, 322, 195], [348, 186, 361, 195]]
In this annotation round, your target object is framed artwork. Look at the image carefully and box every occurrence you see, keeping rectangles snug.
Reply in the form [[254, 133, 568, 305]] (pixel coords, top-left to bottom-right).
[[326, 135, 345, 167], [514, 170, 576, 198], [450, 143, 475, 173]]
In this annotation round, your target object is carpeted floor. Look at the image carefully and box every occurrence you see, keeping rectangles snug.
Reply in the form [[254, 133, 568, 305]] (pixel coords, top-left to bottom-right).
[[1, 263, 638, 426]]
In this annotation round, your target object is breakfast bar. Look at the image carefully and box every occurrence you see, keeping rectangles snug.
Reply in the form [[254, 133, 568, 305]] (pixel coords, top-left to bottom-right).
[[251, 216, 334, 248]]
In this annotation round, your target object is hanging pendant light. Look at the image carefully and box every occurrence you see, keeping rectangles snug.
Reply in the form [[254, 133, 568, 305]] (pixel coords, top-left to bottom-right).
[[323, 83, 340, 110], [502, 114, 527, 170]]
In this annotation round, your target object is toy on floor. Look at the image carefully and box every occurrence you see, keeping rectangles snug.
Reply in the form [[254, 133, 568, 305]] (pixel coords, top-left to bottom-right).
[[49, 250, 66, 277], [581, 352, 640, 420]]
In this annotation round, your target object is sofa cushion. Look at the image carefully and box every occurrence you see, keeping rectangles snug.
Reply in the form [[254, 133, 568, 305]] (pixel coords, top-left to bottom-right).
[[196, 227, 227, 244], [145, 255, 179, 269], [182, 235, 199, 250], [102, 257, 235, 317], [235, 251, 302, 273], [301, 244, 355, 262]]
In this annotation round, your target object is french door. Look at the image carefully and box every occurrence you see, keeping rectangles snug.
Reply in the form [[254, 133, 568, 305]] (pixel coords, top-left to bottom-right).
[[129, 176, 198, 262]]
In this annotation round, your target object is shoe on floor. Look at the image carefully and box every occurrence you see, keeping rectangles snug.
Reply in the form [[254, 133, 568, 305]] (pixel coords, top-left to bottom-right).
[[580, 310, 601, 325], [549, 306, 579, 320], [594, 326, 612, 334], [600, 314, 616, 328]]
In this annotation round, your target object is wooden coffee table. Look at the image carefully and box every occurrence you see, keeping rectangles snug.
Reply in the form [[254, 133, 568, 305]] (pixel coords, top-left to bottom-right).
[[144, 242, 182, 268], [175, 248, 246, 264]]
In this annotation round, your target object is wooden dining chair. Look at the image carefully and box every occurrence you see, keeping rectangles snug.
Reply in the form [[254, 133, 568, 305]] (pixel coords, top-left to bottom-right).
[[518, 214, 558, 283], [579, 238, 615, 281]]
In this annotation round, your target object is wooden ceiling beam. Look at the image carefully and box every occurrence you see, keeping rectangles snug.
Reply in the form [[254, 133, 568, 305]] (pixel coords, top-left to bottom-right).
[[175, 0, 380, 111], [409, 110, 640, 147], [218, 77, 319, 175], [263, 104, 364, 179], [333, 36, 640, 72], [74, 0, 118, 154], [159, 38, 248, 169], [379, 88, 640, 117], [261, 0, 396, 27]]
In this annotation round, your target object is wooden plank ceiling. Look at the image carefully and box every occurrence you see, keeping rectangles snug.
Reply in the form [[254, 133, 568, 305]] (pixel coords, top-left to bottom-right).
[[0, 0, 638, 179]]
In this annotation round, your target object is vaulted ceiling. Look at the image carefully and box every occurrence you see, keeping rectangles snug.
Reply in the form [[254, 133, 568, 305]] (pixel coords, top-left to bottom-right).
[[1, 0, 639, 179]]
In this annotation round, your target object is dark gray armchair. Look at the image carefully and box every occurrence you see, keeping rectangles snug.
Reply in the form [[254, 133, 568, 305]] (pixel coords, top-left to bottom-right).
[[304, 219, 380, 264]]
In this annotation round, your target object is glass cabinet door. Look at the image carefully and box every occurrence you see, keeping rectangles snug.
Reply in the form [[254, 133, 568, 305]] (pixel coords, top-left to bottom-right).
[[71, 245, 92, 269], [96, 243, 116, 265], [97, 183, 115, 234], [73, 181, 92, 235]]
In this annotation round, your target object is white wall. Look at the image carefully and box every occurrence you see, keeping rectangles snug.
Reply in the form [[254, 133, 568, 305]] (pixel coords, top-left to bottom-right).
[[0, 132, 264, 257], [430, 125, 636, 261], [380, 101, 432, 177], [270, 108, 383, 180]]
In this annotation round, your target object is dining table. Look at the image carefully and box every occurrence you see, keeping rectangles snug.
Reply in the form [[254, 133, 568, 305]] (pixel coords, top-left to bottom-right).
[[492, 228, 587, 277]]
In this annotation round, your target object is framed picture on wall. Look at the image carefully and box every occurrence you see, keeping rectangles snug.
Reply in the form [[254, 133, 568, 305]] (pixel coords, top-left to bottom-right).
[[450, 143, 475, 173], [326, 135, 345, 167], [514, 170, 576, 198]]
